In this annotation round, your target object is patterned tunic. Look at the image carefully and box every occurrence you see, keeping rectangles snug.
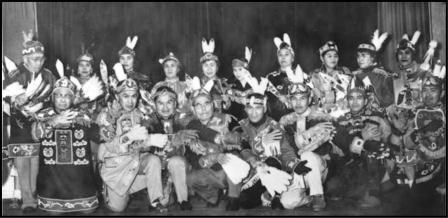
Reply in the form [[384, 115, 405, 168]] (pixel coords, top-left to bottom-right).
[[32, 108, 100, 212], [266, 70, 294, 121], [392, 61, 430, 109]]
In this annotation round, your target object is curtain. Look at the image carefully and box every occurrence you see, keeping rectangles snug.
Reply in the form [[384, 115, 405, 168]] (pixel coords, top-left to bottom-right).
[[2, 2, 37, 63], [35, 2, 377, 82], [378, 2, 430, 72], [429, 2, 446, 64]]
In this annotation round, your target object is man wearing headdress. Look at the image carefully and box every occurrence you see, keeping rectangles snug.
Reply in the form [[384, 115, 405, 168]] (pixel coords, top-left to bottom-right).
[[3, 30, 56, 213]]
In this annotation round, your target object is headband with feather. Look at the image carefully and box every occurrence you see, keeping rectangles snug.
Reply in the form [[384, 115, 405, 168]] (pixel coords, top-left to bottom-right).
[[397, 31, 421, 51], [158, 52, 180, 65], [358, 29, 388, 52], [113, 62, 138, 93], [423, 59, 446, 88], [187, 74, 214, 100], [245, 76, 269, 106], [232, 46, 253, 69], [21, 29, 45, 55], [53, 59, 76, 95], [118, 35, 139, 56], [273, 33, 294, 55], [200, 38, 218, 63], [287, 65, 313, 96]]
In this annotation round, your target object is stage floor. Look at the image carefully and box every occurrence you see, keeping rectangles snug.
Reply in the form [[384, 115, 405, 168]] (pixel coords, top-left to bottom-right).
[[2, 187, 446, 216]]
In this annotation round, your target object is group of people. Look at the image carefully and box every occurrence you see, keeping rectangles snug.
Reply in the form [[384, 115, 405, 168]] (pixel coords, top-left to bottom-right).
[[2, 28, 446, 215]]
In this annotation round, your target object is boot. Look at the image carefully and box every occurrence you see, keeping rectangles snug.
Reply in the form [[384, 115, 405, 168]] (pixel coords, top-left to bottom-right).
[[226, 197, 240, 211], [311, 194, 326, 211]]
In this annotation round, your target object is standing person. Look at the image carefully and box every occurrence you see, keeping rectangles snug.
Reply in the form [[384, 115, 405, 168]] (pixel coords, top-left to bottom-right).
[[3, 30, 57, 213], [96, 68, 169, 213], [199, 38, 232, 113], [226, 46, 254, 120], [142, 86, 197, 210], [329, 76, 392, 208], [310, 41, 352, 116], [352, 30, 394, 111], [280, 65, 335, 211], [392, 32, 435, 109], [117, 35, 152, 90], [266, 33, 296, 121], [152, 52, 190, 114], [30, 68, 101, 214]]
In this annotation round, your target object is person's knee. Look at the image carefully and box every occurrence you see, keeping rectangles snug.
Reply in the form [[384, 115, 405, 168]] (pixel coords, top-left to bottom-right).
[[142, 154, 162, 172]]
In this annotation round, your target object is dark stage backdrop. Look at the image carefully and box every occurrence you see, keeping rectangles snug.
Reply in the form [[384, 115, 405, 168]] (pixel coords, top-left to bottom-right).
[[36, 2, 377, 83]]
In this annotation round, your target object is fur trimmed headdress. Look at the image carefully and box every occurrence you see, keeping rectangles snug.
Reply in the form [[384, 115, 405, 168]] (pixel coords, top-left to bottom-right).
[[200, 38, 219, 64], [22, 29, 44, 56], [118, 35, 138, 57]]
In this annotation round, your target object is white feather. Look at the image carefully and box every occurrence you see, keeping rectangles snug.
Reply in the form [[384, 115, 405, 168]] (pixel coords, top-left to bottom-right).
[[22, 29, 33, 43], [100, 60, 108, 86], [283, 33, 291, 46], [55, 59, 64, 78], [247, 76, 268, 94], [70, 76, 82, 90], [25, 74, 43, 99], [273, 37, 282, 49], [220, 154, 250, 184], [209, 38, 215, 53], [24, 102, 43, 114], [3, 82, 25, 99], [81, 76, 104, 101], [129, 36, 139, 49], [371, 29, 388, 51], [113, 63, 127, 82], [187, 76, 202, 91], [433, 61, 446, 79], [410, 31, 421, 45], [158, 58, 164, 64], [420, 40, 438, 71], [362, 77, 372, 87], [125, 36, 131, 48], [245, 46, 252, 63], [401, 34, 409, 41], [350, 77, 356, 89], [201, 38, 208, 53], [203, 79, 214, 92], [4, 56, 17, 72]]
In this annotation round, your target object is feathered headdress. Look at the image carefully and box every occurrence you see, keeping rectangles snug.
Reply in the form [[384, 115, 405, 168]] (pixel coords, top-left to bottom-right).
[[118, 35, 138, 57], [245, 75, 269, 106], [420, 40, 438, 71], [158, 52, 180, 65], [112, 62, 139, 93], [319, 41, 338, 57], [358, 29, 389, 52], [232, 46, 252, 69], [274, 33, 294, 56], [186, 74, 214, 100], [286, 64, 313, 96], [54, 59, 76, 96], [422, 60, 446, 89], [396, 31, 421, 51], [21, 29, 44, 55], [347, 76, 373, 96], [77, 42, 94, 64], [200, 38, 219, 63]]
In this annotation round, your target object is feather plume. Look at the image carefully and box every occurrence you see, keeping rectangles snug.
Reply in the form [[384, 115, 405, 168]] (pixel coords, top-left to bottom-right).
[[3, 82, 25, 99], [113, 63, 127, 82], [4, 56, 17, 72], [371, 29, 388, 51], [420, 40, 438, 71], [55, 59, 65, 79], [245, 46, 252, 63], [273, 37, 282, 49], [202, 38, 215, 53], [127, 36, 138, 49], [25, 74, 43, 99], [139, 89, 152, 104], [247, 76, 268, 94], [70, 76, 82, 90], [402, 34, 409, 41], [99, 60, 108, 86], [23, 102, 43, 114], [362, 77, 372, 88], [283, 33, 291, 46], [188, 76, 202, 91], [410, 31, 421, 46], [22, 29, 33, 43], [220, 154, 250, 184], [81, 76, 104, 101]]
